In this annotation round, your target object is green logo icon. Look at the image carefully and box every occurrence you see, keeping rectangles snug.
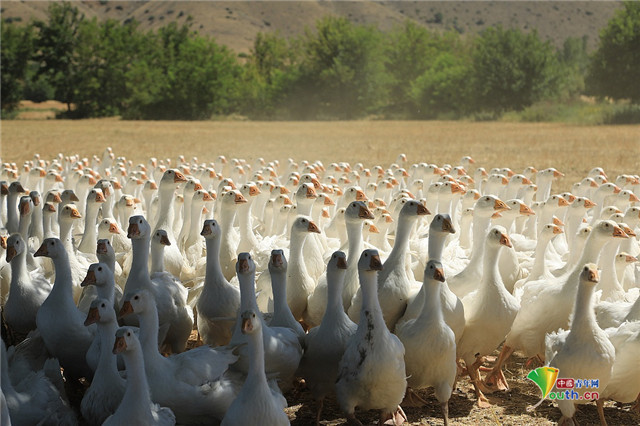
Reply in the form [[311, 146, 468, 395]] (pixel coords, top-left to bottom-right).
[[527, 366, 559, 410]]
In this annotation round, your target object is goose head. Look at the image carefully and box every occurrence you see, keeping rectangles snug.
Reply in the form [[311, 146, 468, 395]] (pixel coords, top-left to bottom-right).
[[29, 190, 41, 207], [9, 181, 27, 195], [119, 289, 153, 318], [291, 216, 321, 236], [329, 250, 348, 271], [503, 199, 535, 218], [600, 206, 622, 220], [579, 263, 599, 287], [87, 188, 106, 204], [160, 169, 188, 188], [221, 190, 247, 209], [398, 199, 430, 220], [127, 215, 150, 240], [98, 218, 121, 239], [344, 186, 367, 203], [5, 234, 26, 262], [96, 238, 115, 258], [268, 249, 287, 274], [241, 309, 262, 335], [18, 195, 34, 218], [60, 203, 82, 222], [152, 229, 171, 247], [201, 219, 222, 240], [113, 327, 139, 355], [34, 237, 66, 259], [295, 183, 317, 202], [487, 225, 512, 248], [84, 297, 115, 326], [358, 248, 383, 273], [240, 182, 261, 200], [81, 262, 114, 288], [430, 213, 455, 234], [345, 201, 374, 224], [592, 220, 627, 241], [588, 167, 608, 180], [508, 173, 533, 188], [45, 190, 62, 204], [540, 223, 564, 240], [236, 252, 256, 276], [474, 195, 509, 218], [424, 259, 446, 283], [623, 206, 640, 226]]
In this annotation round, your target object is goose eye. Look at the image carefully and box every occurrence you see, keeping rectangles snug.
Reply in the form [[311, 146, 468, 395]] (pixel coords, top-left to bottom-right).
[[98, 267, 102, 271], [50, 241, 54, 246], [127, 332, 131, 336], [134, 295, 139, 300], [139, 220, 142, 224]]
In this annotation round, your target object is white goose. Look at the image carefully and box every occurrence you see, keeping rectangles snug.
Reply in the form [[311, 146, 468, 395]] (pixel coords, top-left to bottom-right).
[[400, 214, 465, 343], [4, 233, 51, 335], [456, 226, 519, 406], [218, 189, 248, 281], [448, 195, 510, 298], [104, 327, 176, 426], [297, 251, 356, 424], [266, 249, 305, 342], [306, 201, 374, 327], [221, 310, 289, 426], [81, 298, 126, 425], [546, 264, 615, 426], [34, 238, 96, 381], [485, 220, 626, 391], [119, 289, 239, 424], [228, 253, 302, 391], [395, 260, 456, 425], [335, 249, 407, 426], [600, 321, 640, 409], [1, 339, 76, 426], [76, 188, 106, 256], [196, 219, 241, 347], [348, 199, 429, 330], [256, 216, 320, 320]]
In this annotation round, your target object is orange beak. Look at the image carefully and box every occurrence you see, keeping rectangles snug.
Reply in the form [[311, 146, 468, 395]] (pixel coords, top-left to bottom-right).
[[160, 234, 171, 246], [127, 223, 140, 238], [34, 243, 48, 257], [307, 221, 321, 234], [118, 301, 134, 318], [6, 246, 17, 262], [557, 197, 570, 207], [84, 307, 100, 326], [587, 268, 599, 283], [237, 258, 249, 273], [241, 317, 253, 333], [553, 170, 565, 178], [112, 336, 127, 354], [553, 216, 565, 227], [234, 193, 247, 204], [95, 192, 106, 203], [494, 199, 510, 212], [370, 254, 383, 271], [612, 225, 628, 238], [583, 199, 596, 209], [174, 171, 187, 183], [417, 203, 430, 216], [359, 205, 375, 219], [81, 269, 96, 287], [433, 267, 445, 282], [499, 233, 512, 248], [336, 256, 348, 269], [519, 203, 535, 216], [552, 225, 564, 235]]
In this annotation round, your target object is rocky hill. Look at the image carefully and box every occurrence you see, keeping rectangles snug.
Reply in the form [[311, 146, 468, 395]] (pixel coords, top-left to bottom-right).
[[1, 1, 623, 53]]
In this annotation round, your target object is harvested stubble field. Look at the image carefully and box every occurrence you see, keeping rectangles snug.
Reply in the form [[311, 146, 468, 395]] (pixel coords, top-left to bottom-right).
[[2, 119, 639, 425]]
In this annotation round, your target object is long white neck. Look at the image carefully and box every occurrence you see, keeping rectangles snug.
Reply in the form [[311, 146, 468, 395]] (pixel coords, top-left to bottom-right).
[[323, 269, 347, 322], [137, 302, 164, 367], [271, 268, 289, 317], [238, 200, 258, 249], [30, 207, 44, 241], [428, 230, 447, 262], [96, 317, 120, 378], [565, 210, 584, 253], [245, 325, 268, 389], [562, 233, 605, 292], [238, 271, 260, 314], [598, 240, 624, 299], [150, 242, 165, 275], [482, 241, 505, 293], [343, 220, 364, 307], [570, 282, 599, 338], [97, 253, 116, 276], [78, 202, 101, 253], [10, 247, 30, 287], [467, 214, 491, 269], [128, 236, 150, 285], [50, 249, 75, 304], [154, 187, 175, 237], [204, 236, 227, 286], [384, 216, 415, 267], [529, 235, 554, 278], [186, 202, 204, 247], [416, 279, 444, 324], [359, 270, 386, 327], [119, 343, 154, 419], [18, 213, 32, 242]]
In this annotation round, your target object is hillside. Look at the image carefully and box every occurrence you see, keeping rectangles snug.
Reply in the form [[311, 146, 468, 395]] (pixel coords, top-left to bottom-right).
[[1, 1, 623, 54]]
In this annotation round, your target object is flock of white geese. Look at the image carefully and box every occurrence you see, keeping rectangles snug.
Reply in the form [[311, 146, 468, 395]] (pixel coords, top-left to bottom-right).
[[1, 149, 639, 426]]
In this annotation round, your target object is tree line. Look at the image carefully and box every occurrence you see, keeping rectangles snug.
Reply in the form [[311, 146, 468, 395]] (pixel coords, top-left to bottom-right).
[[2, 2, 638, 120]]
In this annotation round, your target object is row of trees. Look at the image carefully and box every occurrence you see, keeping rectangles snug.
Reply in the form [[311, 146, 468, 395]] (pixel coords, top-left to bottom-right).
[[2, 2, 638, 120]]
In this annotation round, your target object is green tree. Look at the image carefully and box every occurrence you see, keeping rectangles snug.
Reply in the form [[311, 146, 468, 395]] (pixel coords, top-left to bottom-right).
[[32, 2, 85, 113], [471, 27, 560, 115], [293, 16, 387, 119], [555, 36, 589, 99], [1, 23, 34, 114], [410, 52, 473, 118], [124, 23, 241, 120], [241, 31, 299, 119], [586, 2, 640, 103]]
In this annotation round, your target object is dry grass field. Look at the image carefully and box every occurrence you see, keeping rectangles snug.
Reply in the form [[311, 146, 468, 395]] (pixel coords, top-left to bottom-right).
[[2, 119, 639, 193], [2, 118, 639, 425]]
